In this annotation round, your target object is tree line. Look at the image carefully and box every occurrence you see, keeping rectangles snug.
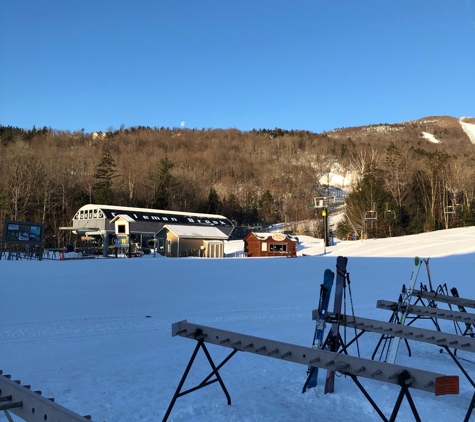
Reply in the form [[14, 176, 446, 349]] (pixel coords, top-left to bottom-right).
[[0, 118, 473, 245]]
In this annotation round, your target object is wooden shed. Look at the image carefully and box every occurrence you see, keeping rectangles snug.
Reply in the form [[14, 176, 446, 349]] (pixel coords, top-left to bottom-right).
[[244, 232, 297, 257], [155, 224, 229, 258]]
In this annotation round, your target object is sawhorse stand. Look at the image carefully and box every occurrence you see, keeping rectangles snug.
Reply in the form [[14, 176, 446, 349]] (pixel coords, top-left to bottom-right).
[[162, 330, 237, 422], [164, 320, 458, 422]]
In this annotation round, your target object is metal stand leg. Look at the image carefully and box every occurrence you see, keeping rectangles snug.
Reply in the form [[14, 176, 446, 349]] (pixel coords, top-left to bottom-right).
[[387, 387, 421, 422], [463, 391, 475, 422], [349, 375, 388, 422], [443, 346, 475, 388], [403, 389, 421, 422], [162, 340, 238, 422], [3, 410, 15, 422], [388, 371, 421, 422]]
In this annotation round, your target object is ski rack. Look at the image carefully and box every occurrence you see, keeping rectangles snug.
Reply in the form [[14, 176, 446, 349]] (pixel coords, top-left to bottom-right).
[[377, 300, 475, 326], [376, 291, 475, 422], [331, 313, 475, 352], [330, 311, 475, 388], [325, 311, 475, 422], [412, 289, 475, 310], [372, 284, 454, 364], [164, 319, 458, 422], [0, 371, 95, 422]]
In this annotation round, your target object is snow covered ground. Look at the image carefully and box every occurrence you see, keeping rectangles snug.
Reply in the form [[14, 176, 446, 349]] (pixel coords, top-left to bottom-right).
[[460, 119, 475, 144], [421, 131, 440, 144], [1, 226, 475, 421]]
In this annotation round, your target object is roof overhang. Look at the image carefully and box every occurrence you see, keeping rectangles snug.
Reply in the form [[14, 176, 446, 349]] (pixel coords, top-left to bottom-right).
[[156, 224, 229, 240], [110, 214, 136, 223], [60, 226, 99, 232]]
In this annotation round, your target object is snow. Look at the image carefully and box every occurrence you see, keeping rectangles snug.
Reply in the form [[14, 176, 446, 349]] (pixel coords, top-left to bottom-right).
[[319, 172, 353, 190], [1, 227, 475, 421], [158, 224, 228, 239], [421, 132, 440, 144], [460, 120, 475, 144]]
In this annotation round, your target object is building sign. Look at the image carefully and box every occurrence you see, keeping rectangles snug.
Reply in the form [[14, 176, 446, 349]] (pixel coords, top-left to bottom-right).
[[272, 233, 286, 241], [100, 209, 232, 227], [115, 235, 129, 248], [2, 220, 45, 245], [1, 220, 45, 261]]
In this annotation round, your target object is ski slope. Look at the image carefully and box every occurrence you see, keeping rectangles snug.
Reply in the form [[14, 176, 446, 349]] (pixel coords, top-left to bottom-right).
[[1, 226, 475, 421], [460, 119, 475, 144]]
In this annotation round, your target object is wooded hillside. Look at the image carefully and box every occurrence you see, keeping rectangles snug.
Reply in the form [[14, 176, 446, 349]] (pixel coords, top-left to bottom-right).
[[1, 115, 474, 244]]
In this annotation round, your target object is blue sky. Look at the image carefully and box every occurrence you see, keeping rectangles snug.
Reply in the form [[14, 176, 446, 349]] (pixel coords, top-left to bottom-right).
[[1, 1, 474, 133]]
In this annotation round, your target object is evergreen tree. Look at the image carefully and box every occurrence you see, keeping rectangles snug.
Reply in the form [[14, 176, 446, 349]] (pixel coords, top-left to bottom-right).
[[340, 163, 391, 239], [243, 192, 259, 226], [153, 156, 175, 210], [258, 189, 278, 223], [93, 150, 119, 205], [222, 193, 242, 224], [207, 187, 222, 214]]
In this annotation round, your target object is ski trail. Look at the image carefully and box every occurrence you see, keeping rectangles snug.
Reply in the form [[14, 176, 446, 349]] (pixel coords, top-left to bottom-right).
[[460, 120, 475, 144]]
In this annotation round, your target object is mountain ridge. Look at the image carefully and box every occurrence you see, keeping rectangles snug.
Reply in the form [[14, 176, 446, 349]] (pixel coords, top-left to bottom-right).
[[325, 115, 475, 147]]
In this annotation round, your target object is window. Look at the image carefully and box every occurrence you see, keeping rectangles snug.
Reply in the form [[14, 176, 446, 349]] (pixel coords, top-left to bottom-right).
[[118, 225, 126, 234], [270, 244, 287, 253], [261, 242, 267, 252]]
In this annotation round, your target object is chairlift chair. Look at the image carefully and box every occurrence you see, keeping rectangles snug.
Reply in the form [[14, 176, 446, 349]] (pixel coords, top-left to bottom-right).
[[444, 205, 456, 214], [314, 198, 324, 208], [365, 210, 377, 221], [384, 204, 396, 221]]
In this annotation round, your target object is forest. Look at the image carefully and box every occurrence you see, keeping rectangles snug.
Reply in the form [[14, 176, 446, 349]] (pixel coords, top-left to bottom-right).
[[0, 115, 474, 245]]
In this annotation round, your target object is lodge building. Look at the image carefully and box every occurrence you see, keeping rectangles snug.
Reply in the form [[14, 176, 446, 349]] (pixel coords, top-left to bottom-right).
[[60, 204, 234, 256]]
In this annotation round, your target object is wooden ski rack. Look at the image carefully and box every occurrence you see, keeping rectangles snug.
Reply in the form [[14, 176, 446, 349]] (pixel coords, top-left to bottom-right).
[[412, 289, 475, 309], [376, 300, 475, 326], [164, 319, 459, 422], [0, 371, 95, 422]]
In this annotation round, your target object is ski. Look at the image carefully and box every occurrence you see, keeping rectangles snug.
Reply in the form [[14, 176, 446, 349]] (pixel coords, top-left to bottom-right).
[[324, 256, 348, 394], [386, 256, 422, 364], [302, 268, 334, 392], [450, 287, 474, 336], [422, 257, 434, 292]]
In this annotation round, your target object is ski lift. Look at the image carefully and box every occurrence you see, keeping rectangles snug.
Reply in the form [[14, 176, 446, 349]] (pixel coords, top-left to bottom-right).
[[384, 203, 396, 221], [444, 205, 456, 215], [365, 202, 377, 221], [365, 210, 377, 220], [313, 197, 326, 208]]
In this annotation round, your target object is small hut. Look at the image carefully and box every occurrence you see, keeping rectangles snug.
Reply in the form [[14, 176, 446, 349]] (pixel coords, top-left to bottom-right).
[[155, 224, 229, 258], [244, 232, 297, 257]]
